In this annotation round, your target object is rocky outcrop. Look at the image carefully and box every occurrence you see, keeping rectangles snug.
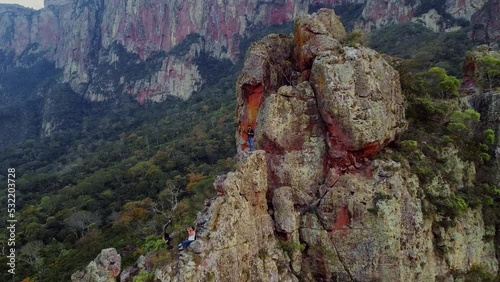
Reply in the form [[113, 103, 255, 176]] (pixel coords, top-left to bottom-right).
[[155, 151, 297, 282], [461, 47, 500, 93], [71, 248, 121, 282], [0, 0, 497, 104], [150, 8, 498, 281], [471, 0, 500, 44]]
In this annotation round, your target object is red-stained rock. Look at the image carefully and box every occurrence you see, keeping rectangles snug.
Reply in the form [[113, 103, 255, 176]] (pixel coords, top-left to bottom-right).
[[294, 8, 345, 71], [310, 46, 406, 172], [233, 8, 404, 206], [239, 84, 264, 151], [332, 206, 350, 234], [462, 53, 480, 93], [0, 0, 497, 103], [235, 34, 294, 153]]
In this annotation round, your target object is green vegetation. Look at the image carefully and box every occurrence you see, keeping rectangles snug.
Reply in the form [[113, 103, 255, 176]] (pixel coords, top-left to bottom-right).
[[369, 22, 475, 76], [479, 54, 500, 90], [168, 33, 203, 57], [0, 58, 239, 280], [461, 265, 499, 282], [92, 43, 166, 95], [277, 240, 306, 257], [332, 4, 365, 31], [384, 54, 499, 229], [416, 67, 460, 98], [0, 53, 60, 148], [373, 24, 499, 230], [133, 270, 155, 282], [345, 29, 366, 47], [195, 52, 234, 84]]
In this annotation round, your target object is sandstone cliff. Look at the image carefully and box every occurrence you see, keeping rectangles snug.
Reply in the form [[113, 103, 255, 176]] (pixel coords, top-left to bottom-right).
[[145, 9, 498, 281], [0, 0, 497, 104]]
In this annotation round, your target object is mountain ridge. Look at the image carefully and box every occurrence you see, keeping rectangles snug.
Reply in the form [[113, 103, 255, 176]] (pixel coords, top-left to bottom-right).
[[0, 0, 497, 105]]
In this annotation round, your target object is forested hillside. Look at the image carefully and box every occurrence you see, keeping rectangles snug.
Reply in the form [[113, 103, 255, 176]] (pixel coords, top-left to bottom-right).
[[0, 62, 238, 280]]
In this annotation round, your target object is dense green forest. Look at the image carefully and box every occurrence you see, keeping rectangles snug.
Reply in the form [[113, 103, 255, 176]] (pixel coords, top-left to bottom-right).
[[369, 22, 476, 77], [0, 60, 238, 280], [0, 18, 499, 281]]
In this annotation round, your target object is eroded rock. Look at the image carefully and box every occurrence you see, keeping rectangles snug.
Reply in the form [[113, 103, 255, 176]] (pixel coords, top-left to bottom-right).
[[148, 8, 497, 282], [310, 46, 406, 169], [72, 248, 121, 282]]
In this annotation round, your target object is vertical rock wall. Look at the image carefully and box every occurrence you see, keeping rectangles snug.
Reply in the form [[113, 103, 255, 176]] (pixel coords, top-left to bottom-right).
[[0, 0, 497, 103]]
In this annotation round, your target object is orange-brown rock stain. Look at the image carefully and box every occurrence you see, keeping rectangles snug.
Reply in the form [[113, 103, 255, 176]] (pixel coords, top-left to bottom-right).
[[461, 55, 478, 92], [294, 22, 310, 72], [240, 83, 264, 151], [332, 206, 350, 235], [323, 117, 379, 176]]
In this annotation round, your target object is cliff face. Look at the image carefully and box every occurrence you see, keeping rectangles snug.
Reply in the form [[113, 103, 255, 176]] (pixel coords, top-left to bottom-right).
[[0, 0, 497, 104], [149, 9, 498, 281], [463, 48, 500, 188], [0, 0, 308, 103], [471, 0, 500, 43]]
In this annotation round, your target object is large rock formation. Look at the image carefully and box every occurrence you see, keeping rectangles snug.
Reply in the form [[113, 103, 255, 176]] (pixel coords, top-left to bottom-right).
[[71, 248, 121, 282], [0, 0, 497, 104], [152, 9, 498, 281]]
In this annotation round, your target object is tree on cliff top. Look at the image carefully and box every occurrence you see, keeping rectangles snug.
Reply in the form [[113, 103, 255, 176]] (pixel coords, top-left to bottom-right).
[[416, 67, 460, 98], [479, 55, 500, 90]]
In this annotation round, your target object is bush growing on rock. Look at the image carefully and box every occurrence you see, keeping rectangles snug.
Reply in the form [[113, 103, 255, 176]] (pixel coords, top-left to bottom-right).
[[479, 55, 500, 90], [345, 29, 366, 47]]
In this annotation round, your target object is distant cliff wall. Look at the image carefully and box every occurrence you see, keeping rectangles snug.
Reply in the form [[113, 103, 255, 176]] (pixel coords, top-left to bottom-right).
[[0, 0, 497, 104]]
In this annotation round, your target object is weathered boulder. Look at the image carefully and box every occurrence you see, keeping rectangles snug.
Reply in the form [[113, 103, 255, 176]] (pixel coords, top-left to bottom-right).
[[119, 266, 139, 282], [310, 46, 406, 169], [272, 186, 298, 234], [294, 8, 346, 72], [71, 248, 121, 282], [256, 83, 326, 205]]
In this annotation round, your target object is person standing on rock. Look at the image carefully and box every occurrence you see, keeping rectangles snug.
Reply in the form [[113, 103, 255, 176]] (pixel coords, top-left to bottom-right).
[[178, 226, 196, 251], [247, 125, 255, 151]]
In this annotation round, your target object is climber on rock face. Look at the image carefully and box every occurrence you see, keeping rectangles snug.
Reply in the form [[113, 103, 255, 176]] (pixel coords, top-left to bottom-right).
[[247, 125, 255, 151], [178, 226, 196, 251]]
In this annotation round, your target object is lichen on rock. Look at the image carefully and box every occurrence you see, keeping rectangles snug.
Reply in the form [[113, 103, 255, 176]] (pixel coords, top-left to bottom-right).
[[71, 248, 121, 282], [148, 8, 498, 282]]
